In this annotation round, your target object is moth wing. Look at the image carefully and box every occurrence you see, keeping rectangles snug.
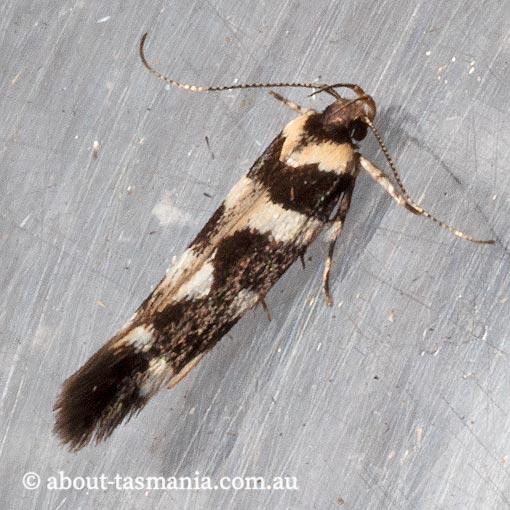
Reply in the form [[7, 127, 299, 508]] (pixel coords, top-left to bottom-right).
[[53, 130, 292, 450]]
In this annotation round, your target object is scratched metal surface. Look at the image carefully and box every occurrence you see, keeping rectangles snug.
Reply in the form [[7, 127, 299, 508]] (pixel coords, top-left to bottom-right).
[[2, 0, 510, 508]]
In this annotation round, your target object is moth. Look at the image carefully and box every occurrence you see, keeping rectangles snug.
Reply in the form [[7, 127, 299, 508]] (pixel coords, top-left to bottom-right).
[[54, 33, 494, 450]]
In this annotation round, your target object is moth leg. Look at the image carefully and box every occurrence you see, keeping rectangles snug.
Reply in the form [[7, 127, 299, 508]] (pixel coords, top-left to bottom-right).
[[358, 155, 494, 243], [322, 184, 355, 306], [167, 352, 205, 389], [259, 297, 272, 322], [268, 91, 313, 115], [357, 155, 418, 214]]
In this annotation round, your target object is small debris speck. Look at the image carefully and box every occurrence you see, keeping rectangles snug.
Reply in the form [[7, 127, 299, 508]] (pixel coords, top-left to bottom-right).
[[416, 426, 424, 448], [92, 140, 100, 159]]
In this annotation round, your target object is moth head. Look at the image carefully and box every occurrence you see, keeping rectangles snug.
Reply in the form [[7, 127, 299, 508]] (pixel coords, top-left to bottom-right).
[[322, 94, 376, 141]]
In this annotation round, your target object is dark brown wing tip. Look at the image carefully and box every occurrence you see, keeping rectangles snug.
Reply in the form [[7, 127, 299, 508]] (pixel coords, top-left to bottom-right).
[[53, 342, 151, 451], [53, 385, 95, 452]]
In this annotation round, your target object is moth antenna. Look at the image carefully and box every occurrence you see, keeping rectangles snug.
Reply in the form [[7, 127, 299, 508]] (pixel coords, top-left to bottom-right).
[[308, 83, 364, 99], [139, 32, 493, 245], [140, 33, 321, 93], [332, 95, 375, 115], [363, 116, 495, 244], [363, 116, 409, 199], [308, 87, 341, 100]]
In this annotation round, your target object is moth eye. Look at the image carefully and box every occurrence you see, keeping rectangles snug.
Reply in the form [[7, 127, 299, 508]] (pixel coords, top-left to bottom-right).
[[351, 121, 367, 141]]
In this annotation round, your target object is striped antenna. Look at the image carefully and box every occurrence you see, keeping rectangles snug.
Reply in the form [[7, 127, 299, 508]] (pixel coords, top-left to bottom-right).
[[139, 33, 493, 245], [363, 116, 495, 244], [139, 33, 323, 93]]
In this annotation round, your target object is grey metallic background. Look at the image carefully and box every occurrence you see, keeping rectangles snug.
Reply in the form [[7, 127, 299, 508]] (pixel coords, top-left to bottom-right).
[[2, 0, 510, 508]]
